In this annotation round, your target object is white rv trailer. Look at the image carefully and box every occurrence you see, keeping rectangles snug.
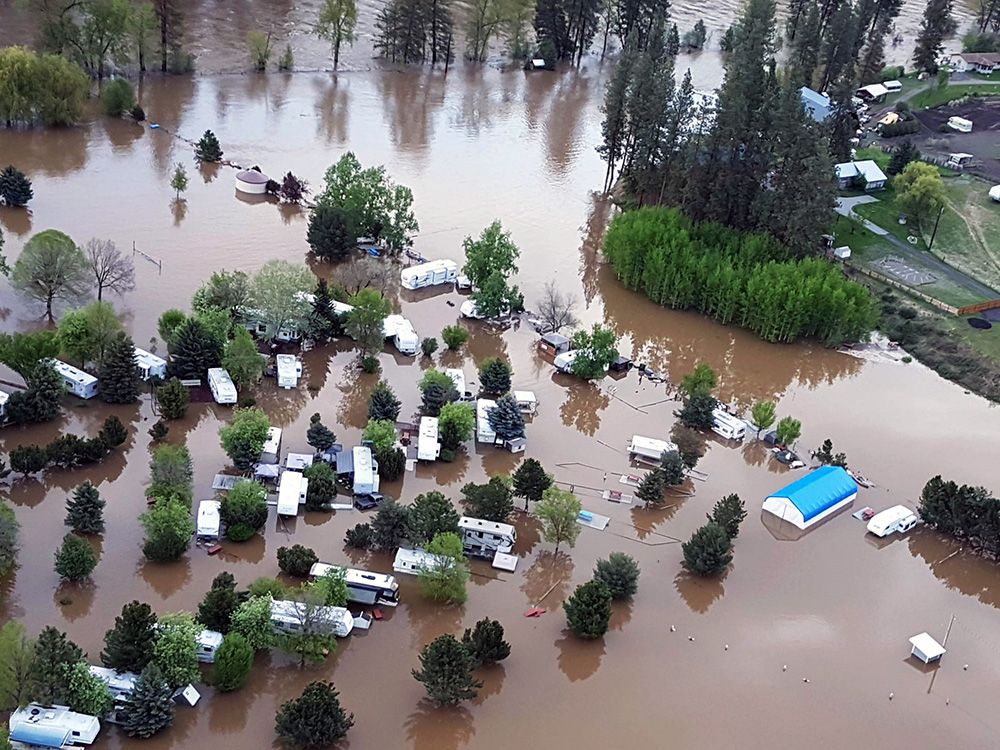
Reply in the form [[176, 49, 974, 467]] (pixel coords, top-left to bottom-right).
[[309, 562, 401, 606], [87, 666, 137, 724], [392, 547, 450, 576], [553, 350, 579, 374], [513, 390, 538, 415], [866, 505, 919, 537], [196, 500, 221, 540], [270, 599, 354, 638], [476, 399, 497, 444], [458, 516, 516, 557], [444, 368, 474, 401], [9, 704, 101, 747], [277, 470, 308, 516], [400, 259, 459, 290], [384, 314, 419, 355], [711, 408, 746, 441], [352, 446, 380, 495], [51, 359, 98, 399], [261, 426, 282, 465], [196, 629, 224, 663], [133, 347, 167, 381], [207, 368, 238, 405], [947, 116, 973, 133], [0, 389, 8, 422], [275, 354, 302, 389], [628, 435, 678, 462], [417, 417, 441, 461]]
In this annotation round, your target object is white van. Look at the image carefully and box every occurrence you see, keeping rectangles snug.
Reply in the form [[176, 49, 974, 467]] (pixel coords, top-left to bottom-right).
[[867, 505, 919, 537], [400, 259, 459, 290], [275, 355, 302, 389], [52, 359, 98, 399], [196, 500, 221, 540], [948, 116, 973, 133], [277, 470, 308, 516], [417, 416, 440, 461], [207, 368, 237, 405], [711, 408, 746, 441], [261, 427, 282, 465]]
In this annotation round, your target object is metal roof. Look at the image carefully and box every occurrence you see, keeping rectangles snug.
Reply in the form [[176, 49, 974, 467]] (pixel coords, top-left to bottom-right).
[[769, 466, 858, 522]]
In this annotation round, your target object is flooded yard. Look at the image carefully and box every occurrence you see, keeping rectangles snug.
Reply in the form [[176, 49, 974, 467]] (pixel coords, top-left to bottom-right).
[[1, 70, 1000, 749]]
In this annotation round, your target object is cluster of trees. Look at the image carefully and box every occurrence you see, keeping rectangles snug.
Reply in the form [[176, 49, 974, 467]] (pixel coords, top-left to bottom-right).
[[682, 494, 747, 576], [412, 619, 510, 706], [0, 354, 64, 425], [749, 399, 802, 446], [6, 416, 128, 478], [0, 46, 89, 126], [604, 207, 878, 345], [564, 552, 640, 639], [919, 476, 1000, 557], [140, 444, 195, 561], [600, 0, 838, 255], [308, 152, 418, 259], [913, 0, 957, 73], [462, 221, 522, 319]]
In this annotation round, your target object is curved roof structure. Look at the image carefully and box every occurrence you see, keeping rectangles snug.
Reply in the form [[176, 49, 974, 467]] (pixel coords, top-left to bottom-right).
[[762, 466, 858, 530], [236, 169, 269, 184]]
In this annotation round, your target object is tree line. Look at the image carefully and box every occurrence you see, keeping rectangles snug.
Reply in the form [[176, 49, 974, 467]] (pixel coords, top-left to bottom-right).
[[919, 475, 1000, 558], [603, 206, 878, 345]]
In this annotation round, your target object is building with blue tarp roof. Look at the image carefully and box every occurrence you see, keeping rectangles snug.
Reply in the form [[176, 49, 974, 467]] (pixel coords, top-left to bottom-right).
[[762, 466, 858, 530], [800, 86, 831, 122]]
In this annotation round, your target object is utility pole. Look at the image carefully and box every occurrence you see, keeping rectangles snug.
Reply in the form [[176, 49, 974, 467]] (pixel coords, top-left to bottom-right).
[[927, 204, 945, 252]]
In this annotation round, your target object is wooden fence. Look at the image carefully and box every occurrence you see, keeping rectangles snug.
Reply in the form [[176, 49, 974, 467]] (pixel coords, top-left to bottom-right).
[[846, 263, 960, 314], [957, 299, 1000, 315]]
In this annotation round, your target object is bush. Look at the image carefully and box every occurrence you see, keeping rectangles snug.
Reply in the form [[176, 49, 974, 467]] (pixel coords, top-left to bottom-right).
[[277, 545, 318, 577], [593, 552, 640, 599], [275, 682, 354, 747], [360, 355, 379, 373], [345, 523, 374, 549], [461, 618, 510, 666], [682, 522, 733, 576], [564, 579, 612, 639], [421, 337, 438, 356], [149, 421, 169, 441], [10, 444, 48, 475], [212, 633, 254, 692], [54, 533, 97, 581], [878, 64, 905, 80], [441, 324, 469, 350], [102, 79, 135, 116], [99, 415, 128, 448], [140, 498, 194, 561], [880, 119, 920, 138]]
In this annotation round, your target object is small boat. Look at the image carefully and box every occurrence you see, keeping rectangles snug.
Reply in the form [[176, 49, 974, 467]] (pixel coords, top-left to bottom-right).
[[849, 470, 875, 488]]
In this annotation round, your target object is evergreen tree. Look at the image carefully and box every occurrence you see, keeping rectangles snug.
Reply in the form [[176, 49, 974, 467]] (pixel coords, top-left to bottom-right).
[[194, 130, 223, 162], [303, 461, 337, 511], [913, 0, 957, 73], [345, 522, 374, 549], [486, 394, 525, 442], [817, 1, 858, 91], [677, 393, 718, 429], [64, 481, 105, 534], [275, 681, 354, 747], [534, 0, 573, 60], [709, 493, 747, 539], [54, 533, 97, 582], [211, 633, 253, 692], [372, 500, 411, 550], [102, 601, 158, 673], [368, 380, 402, 421], [407, 491, 460, 546], [412, 634, 481, 706], [306, 413, 336, 452], [0, 165, 34, 207], [787, 0, 820, 85], [99, 415, 128, 449], [461, 476, 515, 522], [461, 618, 511, 666], [197, 572, 240, 634], [9, 445, 48, 476], [478, 357, 512, 395], [636, 468, 665, 507], [156, 378, 190, 419], [512, 458, 553, 509], [598, 37, 637, 191], [98, 333, 141, 403], [593, 552, 640, 599], [887, 139, 921, 175], [828, 74, 860, 164], [6, 361, 64, 425], [682, 521, 733, 575], [27, 627, 82, 706], [308, 278, 343, 341], [421, 382, 450, 417], [277, 545, 319, 577], [168, 318, 222, 380], [564, 579, 613, 639], [122, 664, 175, 739]]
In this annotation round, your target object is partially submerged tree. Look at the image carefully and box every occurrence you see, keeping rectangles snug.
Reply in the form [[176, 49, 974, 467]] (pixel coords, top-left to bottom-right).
[[170, 162, 188, 199], [371, 500, 411, 551], [195, 129, 223, 162], [677, 392, 718, 430], [708, 494, 746, 540], [102, 601, 158, 673], [680, 362, 717, 399], [10, 229, 90, 320], [462, 618, 510, 666], [230, 595, 274, 651], [346, 288, 391, 368], [99, 333, 141, 403], [368, 380, 402, 421], [462, 221, 520, 318], [0, 165, 33, 207], [682, 521, 733, 576], [157, 378, 190, 419], [220, 480, 269, 541], [564, 579, 613, 639], [84, 238, 135, 301], [27, 627, 82, 706], [168, 318, 223, 379], [512, 457, 552, 509], [152, 613, 200, 688], [750, 400, 776, 436], [248, 260, 315, 341], [418, 532, 469, 603], [307, 203, 357, 261], [408, 491, 460, 546], [412, 634, 481, 706], [570, 324, 617, 379], [306, 413, 337, 453], [197, 572, 240, 634], [478, 357, 512, 396], [775, 415, 802, 447], [536, 486, 581, 552], [636, 468, 665, 508], [219, 408, 271, 470], [536, 279, 578, 333], [438, 402, 475, 452], [122, 664, 174, 739], [65, 481, 106, 534], [461, 476, 515, 522], [441, 324, 469, 351], [275, 681, 354, 747], [593, 552, 640, 600], [140, 498, 194, 561], [277, 545, 319, 577], [315, 0, 358, 69], [211, 633, 253, 692], [247, 29, 272, 70], [54, 533, 97, 582], [222, 329, 266, 389], [486, 394, 526, 442]]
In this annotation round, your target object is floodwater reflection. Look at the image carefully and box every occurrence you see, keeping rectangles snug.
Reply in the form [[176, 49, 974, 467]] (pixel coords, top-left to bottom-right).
[[674, 569, 726, 614], [555, 632, 605, 682], [519, 551, 574, 607], [404, 700, 475, 750]]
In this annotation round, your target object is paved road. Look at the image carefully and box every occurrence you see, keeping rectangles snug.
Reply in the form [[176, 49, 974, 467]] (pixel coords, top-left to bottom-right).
[[836, 197, 1000, 299]]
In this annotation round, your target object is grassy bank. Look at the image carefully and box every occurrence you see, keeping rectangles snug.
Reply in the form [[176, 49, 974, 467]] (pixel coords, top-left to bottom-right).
[[909, 83, 1000, 110]]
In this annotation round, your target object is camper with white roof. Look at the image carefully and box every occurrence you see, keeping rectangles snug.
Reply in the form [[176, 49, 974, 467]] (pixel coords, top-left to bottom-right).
[[133, 347, 167, 381], [867, 505, 919, 538], [277, 470, 308, 516], [309, 562, 401, 606], [261, 426, 282, 464], [628, 435, 677, 463], [392, 547, 451, 576], [207, 368, 237, 405], [400, 259, 459, 289], [196, 500, 221, 540], [270, 599, 354, 637], [417, 416, 441, 461], [476, 399, 497, 444], [275, 354, 302, 389], [711, 408, 746, 441], [458, 516, 516, 557], [383, 314, 419, 355], [196, 629, 224, 663], [51, 359, 98, 399], [352, 445, 380, 496], [9, 704, 101, 747]]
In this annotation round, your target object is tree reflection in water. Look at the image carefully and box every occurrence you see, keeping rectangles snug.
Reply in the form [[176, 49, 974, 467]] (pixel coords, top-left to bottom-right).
[[555, 632, 605, 682], [674, 569, 727, 614], [404, 699, 475, 750], [519, 551, 574, 607]]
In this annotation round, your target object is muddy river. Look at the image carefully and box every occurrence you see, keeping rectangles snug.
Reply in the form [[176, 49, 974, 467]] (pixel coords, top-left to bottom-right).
[[1, 49, 1000, 750]]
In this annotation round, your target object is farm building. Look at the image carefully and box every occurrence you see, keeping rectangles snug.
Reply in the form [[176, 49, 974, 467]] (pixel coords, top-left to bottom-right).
[[834, 160, 887, 191], [800, 87, 831, 122], [761, 466, 858, 530]]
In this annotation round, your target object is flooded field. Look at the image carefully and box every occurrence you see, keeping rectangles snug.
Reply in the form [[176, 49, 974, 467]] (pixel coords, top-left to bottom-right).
[[1, 69, 1000, 749]]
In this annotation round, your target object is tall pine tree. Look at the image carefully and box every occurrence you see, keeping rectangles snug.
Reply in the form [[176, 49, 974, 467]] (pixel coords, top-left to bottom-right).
[[167, 318, 222, 380], [913, 0, 957, 73], [412, 634, 481, 706], [122, 664, 175, 738], [27, 627, 83, 706], [99, 333, 141, 404], [102, 601, 158, 673], [787, 0, 821, 86], [65, 481, 106, 534]]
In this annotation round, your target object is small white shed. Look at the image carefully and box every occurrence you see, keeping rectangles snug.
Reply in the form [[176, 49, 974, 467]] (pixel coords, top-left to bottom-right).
[[261, 427, 282, 465], [909, 632, 946, 663]]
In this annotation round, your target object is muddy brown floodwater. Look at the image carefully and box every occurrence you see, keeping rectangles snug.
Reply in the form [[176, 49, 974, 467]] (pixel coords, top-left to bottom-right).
[[2, 69, 1000, 750]]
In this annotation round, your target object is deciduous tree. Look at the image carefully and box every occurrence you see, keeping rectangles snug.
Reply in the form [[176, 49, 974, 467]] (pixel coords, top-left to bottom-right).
[[569, 324, 617, 378], [438, 401, 475, 451], [408, 491, 460, 545], [463, 221, 520, 318], [537, 280, 578, 333], [152, 612, 200, 688], [893, 161, 946, 231], [11, 230, 90, 320], [212, 633, 254, 692], [461, 476, 515, 522], [418, 532, 469, 603], [197, 572, 240, 634], [537, 486, 581, 552], [346, 288, 391, 366], [62, 661, 112, 716], [248, 260, 315, 341], [303, 461, 337, 511], [220, 480, 269, 540], [247, 30, 272, 70], [277, 544, 319, 577], [307, 203, 357, 261], [84, 238, 135, 301], [140, 497, 194, 561], [230, 595, 274, 651], [219, 408, 271, 470], [775, 415, 802, 447], [170, 162, 188, 199], [0, 622, 34, 711], [315, 0, 358, 69], [750, 400, 776, 435]]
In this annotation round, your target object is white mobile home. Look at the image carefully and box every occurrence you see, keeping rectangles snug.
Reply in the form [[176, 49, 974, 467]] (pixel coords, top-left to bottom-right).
[[207, 368, 238, 405], [0, 389, 8, 422], [711, 408, 746, 441], [392, 547, 450, 576], [9, 705, 101, 747], [270, 599, 354, 637], [352, 446, 380, 495], [417, 417, 440, 461], [133, 347, 167, 381], [458, 516, 516, 557], [196, 629, 224, 663], [400, 259, 459, 290], [309, 563, 401, 606], [196, 500, 221, 540], [261, 427, 282, 465], [275, 355, 302, 389], [384, 315, 419, 355], [628, 435, 677, 462], [476, 399, 497, 444], [866, 505, 919, 537], [948, 116, 973, 133], [277, 470, 308, 516], [52, 359, 98, 399]]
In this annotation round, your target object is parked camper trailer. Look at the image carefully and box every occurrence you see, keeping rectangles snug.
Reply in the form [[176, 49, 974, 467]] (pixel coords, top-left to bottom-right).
[[270, 599, 354, 637], [196, 629, 224, 663], [9, 705, 101, 747], [948, 116, 973, 133], [393, 318, 419, 355], [866, 505, 919, 537], [261, 426, 282, 465], [196, 500, 221, 540], [459, 516, 516, 557], [444, 368, 474, 401], [417, 417, 441, 461], [400, 259, 459, 289], [275, 355, 302, 389], [309, 563, 401, 606], [133, 347, 167, 381], [277, 470, 308, 516], [0, 389, 8, 423], [628, 435, 677, 462], [207, 368, 238, 405], [476, 399, 497, 443], [711, 408, 746, 441], [513, 390, 538, 415], [460, 299, 509, 320], [352, 446, 380, 495], [87, 666, 137, 724], [52, 359, 98, 399], [392, 547, 450, 576]]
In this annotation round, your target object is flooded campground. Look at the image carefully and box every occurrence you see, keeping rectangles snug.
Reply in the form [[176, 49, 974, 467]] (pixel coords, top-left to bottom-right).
[[1, 70, 1000, 749]]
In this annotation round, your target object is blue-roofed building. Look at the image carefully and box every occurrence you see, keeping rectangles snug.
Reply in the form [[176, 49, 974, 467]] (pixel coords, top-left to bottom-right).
[[800, 86, 831, 122], [762, 466, 858, 530]]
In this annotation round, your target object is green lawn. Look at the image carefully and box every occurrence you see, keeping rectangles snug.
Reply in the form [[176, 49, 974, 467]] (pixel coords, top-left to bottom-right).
[[930, 176, 1000, 294], [855, 147, 890, 171], [943, 314, 1000, 361], [853, 190, 927, 248], [909, 83, 1000, 109]]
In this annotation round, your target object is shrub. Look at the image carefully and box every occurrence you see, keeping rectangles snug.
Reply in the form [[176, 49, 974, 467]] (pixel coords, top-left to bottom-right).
[[277, 545, 318, 577], [345, 523, 374, 549], [148, 421, 169, 441], [102, 79, 135, 116], [212, 633, 254, 692], [461, 618, 510, 666], [131, 105, 145, 121], [376, 446, 406, 481], [682, 522, 733, 576], [99, 415, 128, 448], [247, 576, 289, 599], [441, 324, 469, 350], [421, 337, 438, 356], [54, 533, 97, 581], [593, 552, 640, 599], [564, 579, 612, 639]]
